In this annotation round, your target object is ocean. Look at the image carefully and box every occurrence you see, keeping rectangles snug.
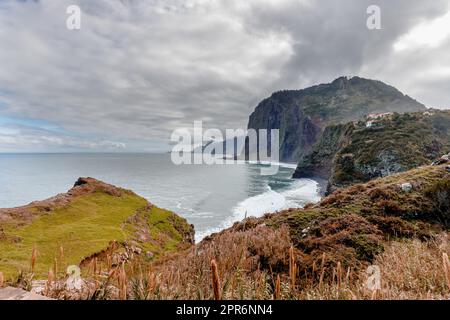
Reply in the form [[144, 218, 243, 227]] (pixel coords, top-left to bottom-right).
[[0, 153, 321, 242]]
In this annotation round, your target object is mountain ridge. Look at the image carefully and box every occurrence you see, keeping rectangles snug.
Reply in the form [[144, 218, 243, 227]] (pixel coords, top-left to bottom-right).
[[247, 76, 426, 163]]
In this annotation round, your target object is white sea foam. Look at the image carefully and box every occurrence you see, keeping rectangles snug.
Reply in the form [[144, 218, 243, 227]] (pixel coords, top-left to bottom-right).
[[233, 179, 321, 220], [246, 160, 298, 169], [195, 178, 321, 242]]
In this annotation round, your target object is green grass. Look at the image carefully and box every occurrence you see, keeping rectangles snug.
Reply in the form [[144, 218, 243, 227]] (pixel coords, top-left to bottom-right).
[[126, 205, 193, 255], [0, 191, 148, 279]]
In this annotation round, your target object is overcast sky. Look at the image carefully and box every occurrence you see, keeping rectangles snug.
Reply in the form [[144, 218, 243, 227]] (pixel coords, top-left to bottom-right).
[[0, 0, 449, 152]]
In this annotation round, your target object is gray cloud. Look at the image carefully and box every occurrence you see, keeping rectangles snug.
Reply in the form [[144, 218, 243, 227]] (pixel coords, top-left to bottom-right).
[[0, 123, 126, 152], [0, 0, 449, 152]]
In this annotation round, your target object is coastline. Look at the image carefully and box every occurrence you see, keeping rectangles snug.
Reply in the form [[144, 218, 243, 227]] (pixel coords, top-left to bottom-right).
[[195, 176, 322, 242]]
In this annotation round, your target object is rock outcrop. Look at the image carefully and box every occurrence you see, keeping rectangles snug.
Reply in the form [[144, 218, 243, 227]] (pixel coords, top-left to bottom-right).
[[248, 76, 425, 163], [432, 153, 450, 165], [0, 177, 129, 223], [293, 110, 450, 193]]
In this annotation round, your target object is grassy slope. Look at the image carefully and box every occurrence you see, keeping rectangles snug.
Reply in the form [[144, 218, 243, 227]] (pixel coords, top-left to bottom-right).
[[0, 187, 192, 279], [125, 204, 194, 254], [141, 164, 450, 299], [294, 110, 450, 190], [2, 167, 446, 299], [333, 111, 450, 185], [269, 164, 450, 268]]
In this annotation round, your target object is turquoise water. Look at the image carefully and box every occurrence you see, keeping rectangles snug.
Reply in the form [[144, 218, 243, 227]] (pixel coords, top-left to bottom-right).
[[0, 153, 320, 241]]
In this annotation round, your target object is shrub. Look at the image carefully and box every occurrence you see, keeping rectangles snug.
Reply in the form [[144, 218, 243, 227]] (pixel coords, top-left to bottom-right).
[[425, 178, 450, 226]]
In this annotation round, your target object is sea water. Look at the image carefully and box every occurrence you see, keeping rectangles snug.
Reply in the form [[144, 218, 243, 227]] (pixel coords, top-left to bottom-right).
[[0, 153, 320, 242]]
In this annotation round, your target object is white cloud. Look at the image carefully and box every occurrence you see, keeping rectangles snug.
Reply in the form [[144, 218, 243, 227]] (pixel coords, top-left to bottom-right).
[[394, 10, 450, 51]]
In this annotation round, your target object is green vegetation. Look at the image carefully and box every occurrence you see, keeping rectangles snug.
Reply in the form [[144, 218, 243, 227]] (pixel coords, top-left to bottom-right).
[[249, 76, 425, 162], [125, 205, 194, 255], [268, 164, 450, 274], [0, 181, 193, 279], [2, 167, 448, 300], [425, 179, 450, 226], [294, 110, 450, 191]]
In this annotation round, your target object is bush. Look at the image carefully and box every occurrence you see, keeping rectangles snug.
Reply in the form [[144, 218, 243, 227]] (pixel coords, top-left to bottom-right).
[[425, 178, 450, 226]]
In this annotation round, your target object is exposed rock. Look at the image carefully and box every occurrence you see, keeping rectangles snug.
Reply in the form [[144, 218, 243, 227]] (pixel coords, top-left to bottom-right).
[[0, 177, 131, 224], [432, 153, 450, 165], [248, 76, 425, 163], [248, 103, 321, 162], [65, 265, 84, 290], [294, 110, 450, 193], [401, 183, 413, 192], [0, 286, 53, 300], [293, 122, 354, 180], [129, 244, 142, 255]]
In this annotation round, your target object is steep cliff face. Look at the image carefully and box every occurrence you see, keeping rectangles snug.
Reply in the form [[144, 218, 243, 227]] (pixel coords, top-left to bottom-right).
[[248, 76, 426, 163], [247, 100, 321, 162], [293, 122, 354, 180], [294, 110, 450, 192]]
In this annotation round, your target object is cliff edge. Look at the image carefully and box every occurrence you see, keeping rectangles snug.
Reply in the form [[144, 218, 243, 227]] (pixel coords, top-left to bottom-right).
[[0, 178, 194, 278]]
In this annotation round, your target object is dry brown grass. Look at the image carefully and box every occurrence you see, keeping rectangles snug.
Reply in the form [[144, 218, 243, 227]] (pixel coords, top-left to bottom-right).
[[28, 229, 450, 300], [30, 245, 37, 274], [210, 259, 221, 300], [5, 165, 449, 300], [293, 234, 450, 300], [31, 223, 292, 300], [369, 235, 450, 299], [443, 252, 450, 290], [142, 223, 294, 300]]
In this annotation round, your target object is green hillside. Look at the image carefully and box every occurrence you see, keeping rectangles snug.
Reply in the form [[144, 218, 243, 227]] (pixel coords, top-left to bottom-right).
[[0, 178, 193, 279]]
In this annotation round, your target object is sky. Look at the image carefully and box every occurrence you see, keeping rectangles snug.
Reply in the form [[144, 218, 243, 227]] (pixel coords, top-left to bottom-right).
[[0, 0, 449, 153]]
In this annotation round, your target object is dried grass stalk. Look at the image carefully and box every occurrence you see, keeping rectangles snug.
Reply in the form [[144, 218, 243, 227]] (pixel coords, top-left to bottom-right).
[[210, 259, 221, 300]]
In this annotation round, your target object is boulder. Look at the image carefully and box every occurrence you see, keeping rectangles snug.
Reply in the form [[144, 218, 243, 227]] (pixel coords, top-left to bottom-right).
[[401, 183, 413, 193], [432, 153, 450, 165]]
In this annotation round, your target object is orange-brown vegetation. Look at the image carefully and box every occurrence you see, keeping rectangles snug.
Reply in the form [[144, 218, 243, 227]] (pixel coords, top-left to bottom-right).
[[2, 165, 450, 300]]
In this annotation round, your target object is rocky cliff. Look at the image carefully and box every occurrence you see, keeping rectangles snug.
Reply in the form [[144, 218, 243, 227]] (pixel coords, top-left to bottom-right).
[[293, 110, 450, 193], [247, 76, 425, 163]]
